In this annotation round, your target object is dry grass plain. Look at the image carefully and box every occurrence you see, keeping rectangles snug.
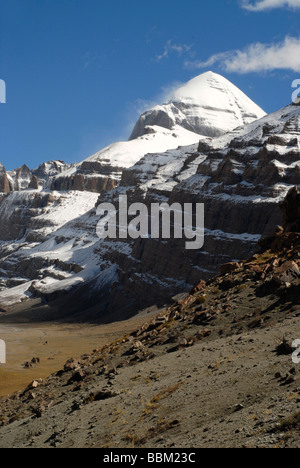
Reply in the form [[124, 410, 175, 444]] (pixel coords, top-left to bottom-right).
[[0, 313, 154, 397]]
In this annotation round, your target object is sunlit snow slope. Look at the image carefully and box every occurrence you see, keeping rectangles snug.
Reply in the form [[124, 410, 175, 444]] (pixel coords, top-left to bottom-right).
[[130, 71, 266, 140]]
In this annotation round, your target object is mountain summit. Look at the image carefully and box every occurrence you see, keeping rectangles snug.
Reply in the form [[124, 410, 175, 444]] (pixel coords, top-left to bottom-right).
[[1, 72, 266, 194], [0, 72, 271, 318], [130, 71, 266, 140]]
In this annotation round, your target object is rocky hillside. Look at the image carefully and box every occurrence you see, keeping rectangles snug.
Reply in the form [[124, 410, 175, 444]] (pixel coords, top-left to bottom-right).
[[1, 188, 300, 448]]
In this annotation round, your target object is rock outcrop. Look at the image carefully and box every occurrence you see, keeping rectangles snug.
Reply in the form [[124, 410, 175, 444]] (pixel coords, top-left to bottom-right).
[[50, 167, 115, 193], [32, 160, 69, 188], [0, 160, 70, 193], [28, 175, 40, 190], [0, 163, 12, 193], [9, 165, 33, 191]]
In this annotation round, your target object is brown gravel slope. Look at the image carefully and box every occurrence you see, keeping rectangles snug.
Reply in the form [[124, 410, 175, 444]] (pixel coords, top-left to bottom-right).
[[1, 189, 300, 448]]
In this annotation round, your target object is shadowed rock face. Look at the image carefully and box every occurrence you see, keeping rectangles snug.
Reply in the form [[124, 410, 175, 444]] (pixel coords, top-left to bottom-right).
[[0, 164, 11, 193], [130, 108, 176, 140], [281, 186, 300, 232], [28, 175, 39, 190], [129, 101, 235, 140], [50, 172, 115, 193], [13, 165, 32, 191], [0, 191, 57, 241]]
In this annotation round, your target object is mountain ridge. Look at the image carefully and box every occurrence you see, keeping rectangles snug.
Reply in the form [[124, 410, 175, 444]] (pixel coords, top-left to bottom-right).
[[0, 72, 265, 195]]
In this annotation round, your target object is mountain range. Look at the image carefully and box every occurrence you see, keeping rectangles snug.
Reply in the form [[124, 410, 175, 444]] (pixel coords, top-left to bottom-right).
[[1, 71, 299, 323]]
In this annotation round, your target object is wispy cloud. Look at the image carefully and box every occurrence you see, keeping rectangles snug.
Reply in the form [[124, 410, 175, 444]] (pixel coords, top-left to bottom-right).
[[128, 81, 185, 116], [123, 80, 184, 138], [83, 51, 106, 69], [241, 0, 300, 11], [156, 40, 194, 62], [185, 36, 300, 73]]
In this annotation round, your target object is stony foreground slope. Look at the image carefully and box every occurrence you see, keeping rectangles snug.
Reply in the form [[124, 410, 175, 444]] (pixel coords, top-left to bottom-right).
[[1, 189, 300, 448]]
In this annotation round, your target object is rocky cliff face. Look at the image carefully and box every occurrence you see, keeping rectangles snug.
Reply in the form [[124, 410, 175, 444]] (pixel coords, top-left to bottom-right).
[[0, 160, 70, 194], [49, 126, 203, 192], [93, 102, 298, 317], [31, 160, 69, 188], [0, 163, 12, 193]]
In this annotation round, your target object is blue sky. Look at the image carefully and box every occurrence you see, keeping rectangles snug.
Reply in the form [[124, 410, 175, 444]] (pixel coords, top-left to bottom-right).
[[1, 0, 300, 170]]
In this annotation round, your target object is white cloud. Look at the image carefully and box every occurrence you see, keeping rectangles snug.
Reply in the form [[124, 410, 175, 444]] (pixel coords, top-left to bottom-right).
[[127, 81, 184, 116], [185, 36, 300, 73], [123, 80, 184, 138], [241, 0, 300, 11], [156, 40, 193, 62]]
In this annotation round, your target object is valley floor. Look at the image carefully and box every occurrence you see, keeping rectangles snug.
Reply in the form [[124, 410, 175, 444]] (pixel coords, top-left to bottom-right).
[[0, 305, 159, 397]]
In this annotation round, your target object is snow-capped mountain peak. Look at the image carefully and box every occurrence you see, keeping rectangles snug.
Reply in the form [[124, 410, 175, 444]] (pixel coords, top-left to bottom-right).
[[130, 71, 266, 140], [49, 72, 266, 191]]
